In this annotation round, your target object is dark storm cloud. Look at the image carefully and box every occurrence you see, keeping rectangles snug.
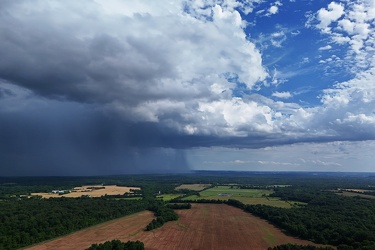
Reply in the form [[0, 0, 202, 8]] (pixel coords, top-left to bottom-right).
[[0, 1, 202, 175], [1, 80, 374, 175], [0, 100, 190, 176], [0, 85, 14, 98], [0, 5, 181, 106]]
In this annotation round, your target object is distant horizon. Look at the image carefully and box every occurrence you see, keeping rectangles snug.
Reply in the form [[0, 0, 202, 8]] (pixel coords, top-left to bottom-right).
[[2, 169, 375, 178]]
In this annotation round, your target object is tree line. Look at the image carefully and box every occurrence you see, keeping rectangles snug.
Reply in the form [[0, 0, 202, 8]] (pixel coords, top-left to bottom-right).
[[268, 244, 333, 250], [145, 206, 179, 231], [166, 203, 192, 209], [86, 240, 144, 250]]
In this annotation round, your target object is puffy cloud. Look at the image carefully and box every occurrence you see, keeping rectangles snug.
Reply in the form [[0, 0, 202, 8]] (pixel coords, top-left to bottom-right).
[[312, 0, 375, 70], [319, 45, 332, 51], [268, 6, 279, 15], [338, 19, 355, 34], [198, 98, 276, 136], [316, 2, 345, 31], [266, 1, 282, 16], [272, 91, 292, 99]]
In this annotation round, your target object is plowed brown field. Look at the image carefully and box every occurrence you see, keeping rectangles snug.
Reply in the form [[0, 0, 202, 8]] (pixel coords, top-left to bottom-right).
[[25, 204, 324, 250]]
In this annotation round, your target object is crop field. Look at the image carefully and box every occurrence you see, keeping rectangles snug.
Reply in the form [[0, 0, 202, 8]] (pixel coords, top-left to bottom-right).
[[232, 197, 293, 208], [182, 195, 292, 208], [175, 183, 211, 191], [25, 204, 323, 250], [31, 185, 140, 198], [200, 185, 273, 197], [24, 211, 154, 250]]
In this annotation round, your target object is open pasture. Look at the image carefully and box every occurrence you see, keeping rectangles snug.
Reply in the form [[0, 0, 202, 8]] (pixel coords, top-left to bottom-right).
[[182, 195, 292, 208], [25, 204, 324, 250], [156, 194, 181, 201], [200, 185, 272, 197], [31, 185, 140, 198]]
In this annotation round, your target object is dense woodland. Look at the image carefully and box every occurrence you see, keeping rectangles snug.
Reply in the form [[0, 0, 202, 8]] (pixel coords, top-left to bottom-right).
[[1, 172, 375, 249]]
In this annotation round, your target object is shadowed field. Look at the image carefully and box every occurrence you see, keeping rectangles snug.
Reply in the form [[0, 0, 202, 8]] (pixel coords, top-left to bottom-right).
[[175, 184, 212, 191]]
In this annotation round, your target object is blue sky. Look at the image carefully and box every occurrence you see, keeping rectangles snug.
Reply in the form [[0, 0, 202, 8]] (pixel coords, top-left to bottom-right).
[[1, 0, 375, 175], [247, 0, 355, 105]]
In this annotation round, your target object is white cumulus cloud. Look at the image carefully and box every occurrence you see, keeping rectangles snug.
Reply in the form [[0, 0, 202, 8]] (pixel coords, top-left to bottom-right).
[[272, 91, 292, 99], [316, 2, 345, 31]]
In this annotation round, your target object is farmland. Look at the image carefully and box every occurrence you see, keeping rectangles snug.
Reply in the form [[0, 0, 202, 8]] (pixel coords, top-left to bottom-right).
[[25, 204, 322, 250], [201, 185, 273, 197], [31, 185, 140, 198], [3, 172, 375, 249]]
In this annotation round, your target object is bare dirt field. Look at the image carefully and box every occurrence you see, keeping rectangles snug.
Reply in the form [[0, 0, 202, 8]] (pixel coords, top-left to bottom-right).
[[25, 204, 326, 250], [31, 185, 140, 198]]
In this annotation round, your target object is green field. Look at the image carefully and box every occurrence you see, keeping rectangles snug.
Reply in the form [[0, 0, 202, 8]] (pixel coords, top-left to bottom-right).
[[156, 194, 181, 201], [180, 186, 294, 208], [234, 197, 293, 208], [200, 185, 272, 198]]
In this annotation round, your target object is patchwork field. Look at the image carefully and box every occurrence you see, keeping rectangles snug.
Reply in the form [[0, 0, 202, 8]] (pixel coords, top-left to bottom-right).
[[25, 204, 325, 250], [181, 185, 293, 208], [31, 185, 140, 198]]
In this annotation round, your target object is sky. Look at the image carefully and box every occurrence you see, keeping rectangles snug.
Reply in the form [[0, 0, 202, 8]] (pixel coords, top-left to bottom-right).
[[1, 0, 375, 175]]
